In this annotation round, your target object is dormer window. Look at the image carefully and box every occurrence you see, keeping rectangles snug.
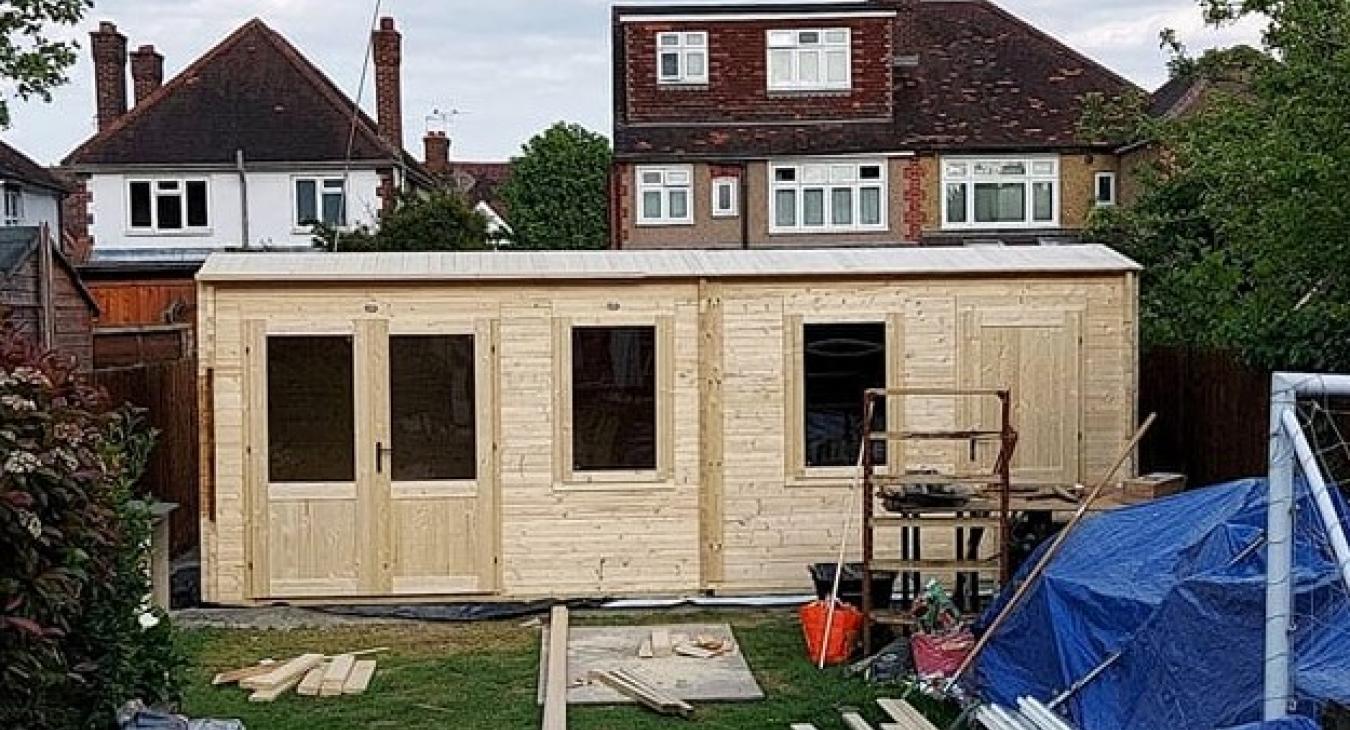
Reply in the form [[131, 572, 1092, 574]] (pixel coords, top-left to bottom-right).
[[128, 178, 209, 233], [767, 28, 850, 91], [657, 32, 708, 85]]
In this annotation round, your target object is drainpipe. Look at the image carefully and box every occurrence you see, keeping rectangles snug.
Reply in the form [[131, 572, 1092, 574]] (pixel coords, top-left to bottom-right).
[[236, 149, 250, 249], [739, 163, 749, 249]]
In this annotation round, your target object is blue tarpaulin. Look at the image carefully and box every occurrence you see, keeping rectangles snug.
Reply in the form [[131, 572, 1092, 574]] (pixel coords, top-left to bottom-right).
[[971, 479, 1350, 729]]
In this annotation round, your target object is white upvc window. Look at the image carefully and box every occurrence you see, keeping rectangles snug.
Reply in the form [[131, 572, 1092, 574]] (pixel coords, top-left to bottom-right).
[[127, 178, 210, 233], [711, 176, 738, 217], [636, 166, 693, 225], [294, 176, 348, 228], [941, 156, 1060, 230], [3, 184, 22, 226], [770, 160, 886, 234], [766, 28, 850, 91], [1094, 171, 1117, 207], [657, 31, 708, 85]]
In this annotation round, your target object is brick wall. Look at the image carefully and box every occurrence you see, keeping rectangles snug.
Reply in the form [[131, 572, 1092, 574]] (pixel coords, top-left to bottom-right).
[[62, 176, 94, 263], [621, 16, 893, 125]]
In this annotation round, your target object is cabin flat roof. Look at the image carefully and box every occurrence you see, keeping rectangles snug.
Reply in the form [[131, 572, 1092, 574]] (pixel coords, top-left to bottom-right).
[[197, 245, 1140, 283]]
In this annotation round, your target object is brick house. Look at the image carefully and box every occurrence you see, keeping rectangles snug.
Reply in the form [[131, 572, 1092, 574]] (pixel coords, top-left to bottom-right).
[[59, 17, 431, 341], [421, 130, 513, 241], [610, 0, 1140, 248]]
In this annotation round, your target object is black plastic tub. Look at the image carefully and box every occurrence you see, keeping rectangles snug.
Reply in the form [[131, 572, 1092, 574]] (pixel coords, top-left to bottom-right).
[[809, 562, 897, 610]]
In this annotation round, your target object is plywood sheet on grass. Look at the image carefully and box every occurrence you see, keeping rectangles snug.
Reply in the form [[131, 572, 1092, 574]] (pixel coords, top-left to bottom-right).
[[535, 623, 763, 705]]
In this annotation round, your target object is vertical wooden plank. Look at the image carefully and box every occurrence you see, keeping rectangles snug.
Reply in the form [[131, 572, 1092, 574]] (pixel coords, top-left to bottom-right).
[[698, 281, 725, 587], [359, 318, 393, 595], [657, 314, 676, 482], [244, 320, 270, 599], [782, 313, 803, 479], [552, 316, 573, 484], [542, 606, 569, 730], [886, 310, 906, 471], [475, 317, 500, 591], [1064, 311, 1084, 483]]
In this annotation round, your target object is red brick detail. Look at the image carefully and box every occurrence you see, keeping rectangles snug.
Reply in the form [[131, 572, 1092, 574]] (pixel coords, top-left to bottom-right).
[[129, 44, 164, 106], [612, 164, 632, 249], [622, 17, 892, 125], [371, 17, 403, 153], [423, 131, 450, 175], [901, 158, 925, 242], [709, 164, 742, 179], [62, 176, 94, 263], [90, 21, 128, 131], [377, 169, 397, 216]]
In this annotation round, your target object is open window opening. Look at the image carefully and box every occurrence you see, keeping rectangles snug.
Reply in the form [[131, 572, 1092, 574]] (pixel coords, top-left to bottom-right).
[[571, 325, 657, 471], [804, 322, 886, 468], [267, 335, 355, 482]]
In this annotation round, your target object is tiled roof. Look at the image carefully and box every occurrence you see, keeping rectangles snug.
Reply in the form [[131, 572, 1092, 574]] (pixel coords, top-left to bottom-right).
[[0, 139, 68, 192], [441, 161, 511, 214], [62, 19, 411, 168], [616, 0, 1142, 158]]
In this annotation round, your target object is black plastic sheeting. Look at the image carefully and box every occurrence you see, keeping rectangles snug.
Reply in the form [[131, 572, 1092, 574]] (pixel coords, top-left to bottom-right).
[[312, 598, 611, 622]]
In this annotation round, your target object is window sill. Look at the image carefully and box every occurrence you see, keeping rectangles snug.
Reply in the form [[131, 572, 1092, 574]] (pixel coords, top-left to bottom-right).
[[767, 88, 851, 98], [768, 226, 889, 236], [554, 470, 675, 493], [787, 466, 891, 489], [635, 220, 694, 227], [657, 82, 710, 91], [940, 222, 1060, 232], [711, 212, 739, 219], [124, 228, 214, 237]]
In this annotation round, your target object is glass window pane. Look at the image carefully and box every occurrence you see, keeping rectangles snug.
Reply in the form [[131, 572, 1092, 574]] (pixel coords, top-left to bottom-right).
[[267, 336, 354, 482], [826, 50, 847, 83], [717, 181, 733, 211], [660, 52, 680, 78], [860, 187, 882, 225], [804, 322, 886, 467], [859, 165, 882, 180], [1096, 174, 1114, 203], [799, 51, 820, 83], [322, 190, 345, 226], [390, 335, 475, 481], [129, 182, 152, 228], [974, 182, 1026, 223], [803, 165, 828, 184], [572, 326, 656, 471], [641, 170, 663, 185], [803, 188, 825, 225], [824, 30, 848, 44], [1033, 182, 1054, 221], [831, 188, 853, 225], [768, 30, 794, 47], [946, 183, 967, 223], [186, 181, 208, 227], [1032, 160, 1055, 175], [799, 31, 820, 44], [686, 33, 705, 47], [769, 50, 793, 84], [659, 33, 679, 46], [295, 180, 317, 224], [668, 190, 688, 219], [665, 169, 689, 185], [686, 51, 705, 78], [775, 167, 796, 182], [156, 191, 183, 229], [642, 191, 662, 219], [945, 162, 968, 177], [775, 189, 796, 226]]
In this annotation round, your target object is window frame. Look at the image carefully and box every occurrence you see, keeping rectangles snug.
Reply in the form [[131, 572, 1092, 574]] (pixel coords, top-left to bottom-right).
[[711, 176, 738, 218], [292, 175, 349, 230], [3, 184, 22, 226], [765, 27, 852, 92], [635, 165, 694, 226], [553, 315, 675, 490], [769, 159, 888, 234], [125, 177, 211, 234], [785, 313, 900, 485], [1094, 171, 1117, 207], [656, 31, 709, 85], [940, 156, 1060, 230]]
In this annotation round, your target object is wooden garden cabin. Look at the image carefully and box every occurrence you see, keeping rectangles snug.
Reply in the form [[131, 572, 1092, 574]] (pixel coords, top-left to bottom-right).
[[197, 246, 1139, 604]]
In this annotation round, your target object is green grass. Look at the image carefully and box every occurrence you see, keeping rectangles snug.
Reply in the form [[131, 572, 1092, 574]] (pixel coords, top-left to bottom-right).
[[180, 609, 957, 730]]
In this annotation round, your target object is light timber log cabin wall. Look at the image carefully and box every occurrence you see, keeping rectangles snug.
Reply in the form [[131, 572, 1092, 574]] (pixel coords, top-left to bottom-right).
[[197, 246, 1139, 603]]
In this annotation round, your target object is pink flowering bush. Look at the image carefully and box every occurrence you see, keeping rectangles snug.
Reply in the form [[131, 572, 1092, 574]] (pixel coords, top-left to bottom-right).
[[0, 321, 183, 728]]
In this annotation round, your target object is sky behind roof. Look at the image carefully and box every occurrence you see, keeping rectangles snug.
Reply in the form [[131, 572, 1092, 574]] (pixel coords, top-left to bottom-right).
[[4, 0, 1263, 166]]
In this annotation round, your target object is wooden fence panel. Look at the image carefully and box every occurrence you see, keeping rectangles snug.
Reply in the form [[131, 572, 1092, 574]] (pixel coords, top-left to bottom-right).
[[96, 359, 198, 556]]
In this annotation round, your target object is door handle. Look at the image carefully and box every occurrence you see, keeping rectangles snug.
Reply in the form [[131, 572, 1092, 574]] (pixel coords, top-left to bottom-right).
[[375, 441, 393, 474]]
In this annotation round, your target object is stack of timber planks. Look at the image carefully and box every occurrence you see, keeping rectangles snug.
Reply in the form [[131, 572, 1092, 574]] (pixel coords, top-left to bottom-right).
[[789, 697, 940, 730], [211, 649, 382, 702]]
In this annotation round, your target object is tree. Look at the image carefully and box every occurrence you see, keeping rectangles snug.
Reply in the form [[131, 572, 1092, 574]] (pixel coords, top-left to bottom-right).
[[0, 0, 92, 127], [312, 189, 490, 252], [500, 122, 612, 249], [1084, 0, 1350, 371]]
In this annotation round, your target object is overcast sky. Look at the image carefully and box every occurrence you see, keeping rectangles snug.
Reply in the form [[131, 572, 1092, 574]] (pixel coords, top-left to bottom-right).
[[3, 0, 1264, 166]]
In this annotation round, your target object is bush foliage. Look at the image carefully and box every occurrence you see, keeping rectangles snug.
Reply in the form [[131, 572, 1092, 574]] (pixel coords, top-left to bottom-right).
[[0, 321, 183, 728], [500, 122, 612, 249], [311, 189, 491, 252]]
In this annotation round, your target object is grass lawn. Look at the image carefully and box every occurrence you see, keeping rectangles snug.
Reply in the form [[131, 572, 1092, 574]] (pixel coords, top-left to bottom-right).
[[179, 609, 957, 730]]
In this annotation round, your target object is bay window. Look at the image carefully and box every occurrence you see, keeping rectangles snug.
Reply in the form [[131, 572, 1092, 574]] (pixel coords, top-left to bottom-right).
[[767, 28, 850, 91], [657, 31, 708, 85], [295, 177, 347, 228], [941, 157, 1059, 229], [128, 178, 209, 232], [636, 166, 693, 225], [770, 160, 886, 233]]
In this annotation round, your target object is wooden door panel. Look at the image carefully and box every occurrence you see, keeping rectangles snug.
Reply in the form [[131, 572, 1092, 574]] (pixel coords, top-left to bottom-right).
[[267, 499, 360, 597], [390, 497, 484, 594]]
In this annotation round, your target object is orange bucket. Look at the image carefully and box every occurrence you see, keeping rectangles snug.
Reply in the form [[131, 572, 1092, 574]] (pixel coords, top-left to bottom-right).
[[800, 599, 864, 666]]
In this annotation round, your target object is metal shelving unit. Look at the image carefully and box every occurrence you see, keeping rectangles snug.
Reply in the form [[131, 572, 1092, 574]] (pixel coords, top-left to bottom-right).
[[860, 387, 1018, 654]]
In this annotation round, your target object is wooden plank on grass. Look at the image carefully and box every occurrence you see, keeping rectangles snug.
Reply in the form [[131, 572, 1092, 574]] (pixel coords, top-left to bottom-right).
[[320, 654, 356, 697], [650, 628, 673, 658], [876, 698, 940, 730], [542, 606, 569, 730], [212, 660, 275, 685], [841, 712, 875, 730], [297, 663, 327, 697], [241, 654, 324, 691], [789, 725, 820, 730], [342, 660, 376, 695], [249, 665, 314, 703], [590, 669, 693, 718]]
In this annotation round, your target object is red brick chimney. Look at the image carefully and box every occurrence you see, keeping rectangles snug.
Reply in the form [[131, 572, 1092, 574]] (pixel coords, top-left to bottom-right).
[[371, 17, 403, 153], [90, 21, 128, 131], [129, 44, 164, 106], [423, 131, 450, 175]]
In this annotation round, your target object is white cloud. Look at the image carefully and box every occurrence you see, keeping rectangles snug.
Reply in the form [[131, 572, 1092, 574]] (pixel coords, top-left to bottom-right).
[[3, 0, 1264, 166]]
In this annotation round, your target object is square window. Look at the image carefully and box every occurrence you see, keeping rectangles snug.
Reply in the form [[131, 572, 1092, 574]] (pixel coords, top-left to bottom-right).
[[660, 52, 680, 78], [642, 191, 662, 219], [767, 28, 850, 90], [571, 326, 656, 471], [974, 182, 1026, 223], [941, 156, 1062, 229], [771, 159, 886, 233], [636, 166, 691, 225]]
